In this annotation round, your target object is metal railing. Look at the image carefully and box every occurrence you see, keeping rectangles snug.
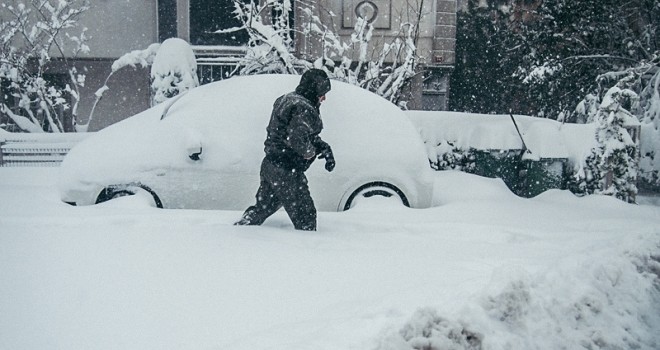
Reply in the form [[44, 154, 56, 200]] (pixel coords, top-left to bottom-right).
[[0, 133, 89, 167], [193, 45, 246, 84]]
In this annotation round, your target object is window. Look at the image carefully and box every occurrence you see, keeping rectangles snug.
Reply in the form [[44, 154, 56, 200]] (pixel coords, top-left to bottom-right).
[[158, 0, 178, 42], [189, 0, 249, 46], [421, 70, 449, 111]]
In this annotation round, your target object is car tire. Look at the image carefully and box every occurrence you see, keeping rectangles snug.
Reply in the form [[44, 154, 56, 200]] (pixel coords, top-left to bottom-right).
[[343, 182, 409, 210], [96, 185, 163, 208]]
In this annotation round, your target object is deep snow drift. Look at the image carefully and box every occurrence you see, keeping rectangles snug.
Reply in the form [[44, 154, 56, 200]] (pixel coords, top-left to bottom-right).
[[1, 167, 659, 350]]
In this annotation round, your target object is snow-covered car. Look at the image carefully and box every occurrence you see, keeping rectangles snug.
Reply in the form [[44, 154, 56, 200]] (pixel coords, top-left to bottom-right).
[[57, 74, 434, 211]]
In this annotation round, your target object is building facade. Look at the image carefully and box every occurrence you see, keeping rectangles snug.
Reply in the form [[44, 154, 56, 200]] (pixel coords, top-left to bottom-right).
[[4, 0, 456, 131]]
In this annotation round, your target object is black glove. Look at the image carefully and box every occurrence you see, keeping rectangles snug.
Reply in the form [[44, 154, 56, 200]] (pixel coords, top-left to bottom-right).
[[317, 143, 335, 172], [324, 156, 335, 172]]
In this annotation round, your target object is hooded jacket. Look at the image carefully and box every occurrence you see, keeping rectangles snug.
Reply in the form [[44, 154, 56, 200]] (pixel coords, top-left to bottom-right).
[[264, 70, 331, 171]]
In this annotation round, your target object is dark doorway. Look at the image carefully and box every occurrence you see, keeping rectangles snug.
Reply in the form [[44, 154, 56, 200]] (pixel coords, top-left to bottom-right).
[[189, 0, 249, 46]]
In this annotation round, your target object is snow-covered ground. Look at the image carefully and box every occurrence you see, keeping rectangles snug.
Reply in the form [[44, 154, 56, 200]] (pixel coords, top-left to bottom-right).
[[1, 167, 659, 350]]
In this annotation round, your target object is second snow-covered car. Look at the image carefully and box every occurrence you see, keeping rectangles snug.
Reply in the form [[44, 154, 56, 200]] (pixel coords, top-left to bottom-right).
[[58, 74, 434, 211]]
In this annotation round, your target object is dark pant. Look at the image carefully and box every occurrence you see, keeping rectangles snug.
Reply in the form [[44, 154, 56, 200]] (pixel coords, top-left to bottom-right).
[[238, 158, 317, 231]]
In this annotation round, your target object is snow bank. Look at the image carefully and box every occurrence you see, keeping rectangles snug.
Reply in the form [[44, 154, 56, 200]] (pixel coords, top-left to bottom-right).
[[380, 242, 660, 350], [431, 170, 518, 205]]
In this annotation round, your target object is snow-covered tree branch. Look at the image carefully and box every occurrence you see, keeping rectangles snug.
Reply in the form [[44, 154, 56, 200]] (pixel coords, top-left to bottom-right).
[[217, 0, 302, 75], [75, 42, 160, 132], [225, 0, 423, 107], [0, 0, 89, 133]]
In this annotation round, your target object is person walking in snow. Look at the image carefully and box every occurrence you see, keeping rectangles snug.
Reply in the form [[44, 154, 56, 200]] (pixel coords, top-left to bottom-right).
[[234, 69, 335, 231]]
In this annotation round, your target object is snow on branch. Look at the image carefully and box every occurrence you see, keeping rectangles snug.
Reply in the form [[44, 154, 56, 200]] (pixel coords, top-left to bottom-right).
[[229, 0, 423, 107], [1, 0, 90, 133], [221, 1, 301, 75], [78, 43, 161, 132], [111, 43, 161, 73]]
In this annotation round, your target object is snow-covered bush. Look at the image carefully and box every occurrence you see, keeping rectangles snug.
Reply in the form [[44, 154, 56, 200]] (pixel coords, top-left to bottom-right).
[[0, 0, 89, 133], [565, 152, 599, 198], [574, 55, 660, 194], [581, 87, 639, 202], [429, 141, 475, 172], [150, 38, 199, 106]]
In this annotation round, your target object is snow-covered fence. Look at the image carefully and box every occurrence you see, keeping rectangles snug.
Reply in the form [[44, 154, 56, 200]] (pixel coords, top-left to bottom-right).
[[0, 132, 89, 167]]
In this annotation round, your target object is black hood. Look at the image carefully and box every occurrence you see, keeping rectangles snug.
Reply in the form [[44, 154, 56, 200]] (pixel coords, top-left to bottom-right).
[[295, 69, 331, 105]]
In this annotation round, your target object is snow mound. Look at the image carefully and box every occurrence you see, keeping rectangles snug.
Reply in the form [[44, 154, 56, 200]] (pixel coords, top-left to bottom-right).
[[432, 171, 517, 205], [379, 245, 660, 350], [376, 308, 483, 350]]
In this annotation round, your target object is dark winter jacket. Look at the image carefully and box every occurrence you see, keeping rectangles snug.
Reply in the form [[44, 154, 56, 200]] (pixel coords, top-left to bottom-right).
[[264, 92, 325, 171], [264, 70, 332, 172]]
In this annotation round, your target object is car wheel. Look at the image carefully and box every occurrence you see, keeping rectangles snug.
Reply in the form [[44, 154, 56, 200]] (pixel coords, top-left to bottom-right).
[[343, 182, 409, 210], [96, 184, 163, 208]]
